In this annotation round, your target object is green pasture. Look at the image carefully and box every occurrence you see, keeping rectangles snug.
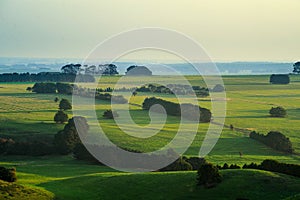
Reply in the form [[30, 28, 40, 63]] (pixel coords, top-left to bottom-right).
[[0, 75, 300, 199]]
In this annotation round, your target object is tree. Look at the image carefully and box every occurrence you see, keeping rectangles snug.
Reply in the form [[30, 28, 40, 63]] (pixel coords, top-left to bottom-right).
[[126, 65, 152, 76], [54, 97, 59, 103], [102, 64, 119, 75], [103, 110, 119, 119], [54, 116, 89, 154], [54, 110, 68, 123], [26, 87, 32, 92], [61, 63, 81, 74], [59, 98, 72, 111], [197, 162, 223, 188], [132, 91, 138, 96], [293, 61, 300, 74], [269, 106, 287, 117]]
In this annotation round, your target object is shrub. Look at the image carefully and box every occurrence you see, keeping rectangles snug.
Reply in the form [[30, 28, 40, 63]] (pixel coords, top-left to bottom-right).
[[160, 157, 193, 171], [59, 98, 72, 111], [269, 106, 287, 117], [184, 157, 206, 170], [212, 84, 225, 92], [197, 162, 222, 188], [103, 110, 119, 119], [54, 110, 68, 123], [0, 167, 17, 182]]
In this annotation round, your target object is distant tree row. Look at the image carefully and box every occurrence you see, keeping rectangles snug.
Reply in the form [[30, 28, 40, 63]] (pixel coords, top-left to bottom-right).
[[229, 159, 300, 178], [249, 131, 293, 153], [30, 83, 128, 104], [0, 138, 54, 156], [62, 63, 119, 75], [142, 97, 211, 122], [30, 82, 74, 94], [0, 72, 95, 82], [270, 74, 290, 84]]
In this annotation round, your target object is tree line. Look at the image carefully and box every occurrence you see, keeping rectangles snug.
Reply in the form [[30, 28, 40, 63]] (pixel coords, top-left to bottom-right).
[[0, 72, 95, 82], [30, 82, 128, 104], [142, 97, 212, 122], [249, 131, 293, 153]]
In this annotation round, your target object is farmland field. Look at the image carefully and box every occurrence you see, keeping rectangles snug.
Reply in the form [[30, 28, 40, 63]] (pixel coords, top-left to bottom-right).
[[0, 75, 300, 199]]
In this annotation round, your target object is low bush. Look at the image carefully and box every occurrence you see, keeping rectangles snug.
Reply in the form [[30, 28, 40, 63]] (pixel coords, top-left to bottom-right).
[[0, 167, 17, 182]]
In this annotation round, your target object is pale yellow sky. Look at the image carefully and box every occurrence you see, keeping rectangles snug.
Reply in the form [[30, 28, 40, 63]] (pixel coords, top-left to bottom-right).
[[0, 0, 299, 62]]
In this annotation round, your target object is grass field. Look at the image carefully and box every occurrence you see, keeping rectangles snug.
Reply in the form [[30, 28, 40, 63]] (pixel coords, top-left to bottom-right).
[[0, 75, 300, 199]]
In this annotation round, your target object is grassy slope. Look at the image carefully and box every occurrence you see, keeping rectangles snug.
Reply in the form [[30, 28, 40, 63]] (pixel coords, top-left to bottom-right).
[[0, 180, 54, 200], [1, 75, 300, 199], [0, 75, 300, 164], [1, 156, 300, 200]]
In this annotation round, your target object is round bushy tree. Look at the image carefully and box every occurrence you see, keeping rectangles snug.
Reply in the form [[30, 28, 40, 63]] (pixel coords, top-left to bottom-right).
[[269, 106, 287, 117], [59, 98, 72, 111], [54, 116, 89, 154], [197, 162, 222, 188], [54, 110, 68, 123]]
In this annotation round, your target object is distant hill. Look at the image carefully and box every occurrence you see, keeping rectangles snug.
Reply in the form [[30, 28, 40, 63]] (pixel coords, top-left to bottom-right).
[[0, 57, 293, 75]]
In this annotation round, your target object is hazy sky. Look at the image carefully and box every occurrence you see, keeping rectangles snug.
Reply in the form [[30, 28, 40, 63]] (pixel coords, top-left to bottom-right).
[[0, 0, 299, 62]]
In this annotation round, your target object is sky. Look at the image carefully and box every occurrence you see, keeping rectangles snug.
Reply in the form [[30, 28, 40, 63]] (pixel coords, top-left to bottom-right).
[[0, 0, 299, 62]]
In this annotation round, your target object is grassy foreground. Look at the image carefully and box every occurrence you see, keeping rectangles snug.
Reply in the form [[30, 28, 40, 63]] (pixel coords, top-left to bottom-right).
[[1, 156, 300, 200]]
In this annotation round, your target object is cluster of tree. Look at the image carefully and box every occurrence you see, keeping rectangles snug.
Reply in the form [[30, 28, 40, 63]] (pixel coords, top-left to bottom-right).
[[142, 97, 211, 122], [0, 167, 17, 183], [31, 82, 75, 94], [216, 163, 240, 170], [249, 131, 293, 153], [0, 72, 95, 82], [54, 99, 72, 123], [125, 65, 152, 76], [30, 83, 128, 104], [54, 116, 89, 155], [269, 106, 287, 117], [136, 84, 209, 97], [243, 159, 300, 178], [72, 87, 128, 104], [197, 162, 223, 188], [62, 63, 119, 75], [0, 138, 55, 156], [270, 74, 290, 84]]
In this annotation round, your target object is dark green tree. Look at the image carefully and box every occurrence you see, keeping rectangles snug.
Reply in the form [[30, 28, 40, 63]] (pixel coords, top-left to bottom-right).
[[197, 162, 223, 188], [103, 110, 119, 119], [54, 116, 89, 154], [293, 61, 300, 74], [59, 98, 72, 111], [269, 106, 287, 117], [54, 110, 68, 123], [102, 64, 119, 75]]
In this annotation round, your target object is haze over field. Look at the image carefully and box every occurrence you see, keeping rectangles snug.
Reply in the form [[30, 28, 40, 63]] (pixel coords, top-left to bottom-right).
[[0, 0, 300, 62]]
